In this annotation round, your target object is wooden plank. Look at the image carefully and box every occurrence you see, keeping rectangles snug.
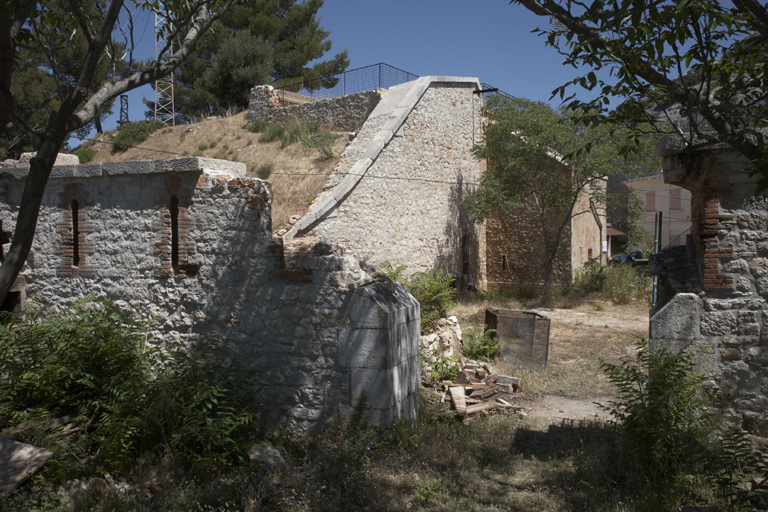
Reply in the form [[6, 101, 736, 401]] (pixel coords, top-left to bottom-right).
[[449, 386, 466, 417], [478, 384, 501, 399], [465, 402, 501, 415]]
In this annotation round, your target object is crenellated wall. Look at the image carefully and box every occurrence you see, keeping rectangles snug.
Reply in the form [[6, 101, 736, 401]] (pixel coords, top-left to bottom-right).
[[0, 157, 420, 434], [247, 85, 383, 132]]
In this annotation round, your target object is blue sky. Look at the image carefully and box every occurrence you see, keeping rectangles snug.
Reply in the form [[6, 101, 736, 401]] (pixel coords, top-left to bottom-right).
[[91, 0, 592, 141]]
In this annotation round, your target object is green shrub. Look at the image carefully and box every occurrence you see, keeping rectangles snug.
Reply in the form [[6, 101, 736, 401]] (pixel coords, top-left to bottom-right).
[[380, 263, 456, 334], [0, 298, 262, 475], [303, 131, 340, 159], [573, 259, 650, 304], [246, 118, 267, 133], [461, 324, 498, 362], [256, 163, 272, 179], [422, 347, 458, 382], [0, 298, 154, 469], [197, 142, 207, 151], [279, 119, 317, 148], [600, 339, 752, 507], [111, 120, 165, 152], [208, 139, 217, 149], [73, 147, 95, 163], [145, 337, 261, 468], [259, 124, 285, 142]]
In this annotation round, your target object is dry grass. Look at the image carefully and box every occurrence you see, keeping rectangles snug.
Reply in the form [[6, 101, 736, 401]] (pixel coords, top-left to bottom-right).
[[78, 111, 348, 230], [452, 297, 649, 398]]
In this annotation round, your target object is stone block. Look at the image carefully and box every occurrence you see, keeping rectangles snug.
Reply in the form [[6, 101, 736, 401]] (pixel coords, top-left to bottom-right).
[[102, 160, 156, 175], [701, 310, 738, 336], [348, 367, 396, 410], [649, 293, 702, 340]]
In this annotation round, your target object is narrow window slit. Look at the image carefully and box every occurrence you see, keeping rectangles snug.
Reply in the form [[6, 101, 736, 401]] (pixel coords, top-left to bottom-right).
[[170, 196, 179, 270], [71, 200, 80, 267]]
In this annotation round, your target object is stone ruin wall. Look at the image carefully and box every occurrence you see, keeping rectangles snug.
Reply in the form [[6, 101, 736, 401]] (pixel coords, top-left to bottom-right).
[[247, 85, 383, 132], [297, 80, 486, 287], [651, 140, 768, 436], [485, 206, 572, 292], [0, 157, 420, 434]]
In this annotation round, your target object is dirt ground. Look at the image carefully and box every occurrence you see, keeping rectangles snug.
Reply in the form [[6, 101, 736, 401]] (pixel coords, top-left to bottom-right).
[[451, 301, 650, 428]]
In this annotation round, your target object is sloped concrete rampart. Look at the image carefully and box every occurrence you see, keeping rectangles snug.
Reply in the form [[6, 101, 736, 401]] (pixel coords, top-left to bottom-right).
[[0, 158, 420, 434], [287, 77, 486, 286], [247, 85, 383, 132]]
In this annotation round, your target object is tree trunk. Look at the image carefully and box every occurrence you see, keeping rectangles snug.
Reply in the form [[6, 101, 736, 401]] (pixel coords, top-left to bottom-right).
[[94, 115, 103, 134], [0, 134, 62, 306]]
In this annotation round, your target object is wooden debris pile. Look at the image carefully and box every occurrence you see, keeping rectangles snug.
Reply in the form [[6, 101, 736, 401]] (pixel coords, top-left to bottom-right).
[[428, 358, 522, 418]]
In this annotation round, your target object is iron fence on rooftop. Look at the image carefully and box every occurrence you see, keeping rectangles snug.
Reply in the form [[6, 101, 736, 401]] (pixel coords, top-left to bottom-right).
[[275, 63, 420, 102]]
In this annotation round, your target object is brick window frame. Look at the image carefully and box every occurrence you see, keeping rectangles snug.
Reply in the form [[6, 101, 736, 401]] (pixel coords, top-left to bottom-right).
[[56, 184, 93, 277], [155, 177, 198, 278]]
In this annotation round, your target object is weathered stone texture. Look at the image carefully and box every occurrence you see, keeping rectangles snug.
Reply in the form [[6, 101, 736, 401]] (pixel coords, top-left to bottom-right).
[[485, 207, 572, 290], [0, 158, 420, 434], [302, 81, 485, 285], [651, 140, 768, 437], [247, 85, 383, 132]]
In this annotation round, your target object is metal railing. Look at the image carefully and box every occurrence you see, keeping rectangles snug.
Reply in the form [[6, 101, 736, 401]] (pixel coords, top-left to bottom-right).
[[478, 83, 517, 101], [275, 63, 419, 103]]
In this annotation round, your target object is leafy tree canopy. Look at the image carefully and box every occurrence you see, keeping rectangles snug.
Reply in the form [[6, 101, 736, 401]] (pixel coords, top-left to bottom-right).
[[0, 0, 237, 306], [466, 95, 656, 292], [1, 1, 123, 160], [511, 0, 768, 188], [172, 0, 349, 119]]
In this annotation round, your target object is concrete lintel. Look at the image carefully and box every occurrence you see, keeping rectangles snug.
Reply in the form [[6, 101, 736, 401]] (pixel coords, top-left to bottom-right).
[[372, 129, 395, 143], [361, 139, 386, 161], [102, 160, 156, 175]]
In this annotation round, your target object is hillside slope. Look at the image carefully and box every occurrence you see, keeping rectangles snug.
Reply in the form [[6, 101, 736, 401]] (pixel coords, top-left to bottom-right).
[[78, 111, 349, 230]]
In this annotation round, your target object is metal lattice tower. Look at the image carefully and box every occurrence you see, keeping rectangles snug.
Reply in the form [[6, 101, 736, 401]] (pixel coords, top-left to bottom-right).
[[154, 11, 175, 126], [119, 95, 129, 125]]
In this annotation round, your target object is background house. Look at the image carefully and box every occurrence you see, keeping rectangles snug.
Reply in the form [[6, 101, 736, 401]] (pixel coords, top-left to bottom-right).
[[625, 173, 692, 250]]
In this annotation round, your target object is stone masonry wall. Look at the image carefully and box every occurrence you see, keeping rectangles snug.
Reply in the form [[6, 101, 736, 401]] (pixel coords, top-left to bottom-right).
[[485, 205, 572, 291], [0, 157, 420, 434], [296, 79, 485, 285], [651, 139, 768, 436], [247, 85, 383, 132]]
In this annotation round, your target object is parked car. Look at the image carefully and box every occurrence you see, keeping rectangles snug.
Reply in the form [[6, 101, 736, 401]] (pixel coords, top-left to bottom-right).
[[609, 251, 645, 266]]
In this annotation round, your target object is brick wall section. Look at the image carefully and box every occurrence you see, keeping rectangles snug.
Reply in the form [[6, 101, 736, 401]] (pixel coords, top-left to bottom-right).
[[0, 158, 420, 434], [653, 141, 768, 437], [153, 204, 197, 278], [247, 85, 383, 132], [485, 206, 571, 291]]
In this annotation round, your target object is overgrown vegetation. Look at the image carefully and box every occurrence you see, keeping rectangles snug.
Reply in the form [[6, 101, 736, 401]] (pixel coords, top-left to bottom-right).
[[72, 147, 94, 164], [600, 339, 759, 510], [259, 123, 285, 143], [256, 163, 272, 179], [111, 120, 166, 153], [246, 117, 268, 133], [571, 258, 651, 304], [0, 298, 262, 480], [379, 263, 456, 334], [461, 324, 498, 361]]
